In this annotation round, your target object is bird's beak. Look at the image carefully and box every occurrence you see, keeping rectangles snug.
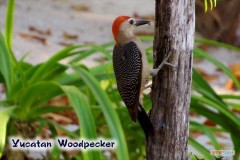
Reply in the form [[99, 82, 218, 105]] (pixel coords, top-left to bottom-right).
[[135, 20, 150, 27]]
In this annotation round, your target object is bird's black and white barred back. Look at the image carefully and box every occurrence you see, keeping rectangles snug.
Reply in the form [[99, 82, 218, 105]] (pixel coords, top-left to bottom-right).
[[113, 42, 142, 122]]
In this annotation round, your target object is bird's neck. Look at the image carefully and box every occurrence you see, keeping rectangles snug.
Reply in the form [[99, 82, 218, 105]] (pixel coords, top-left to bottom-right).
[[117, 30, 137, 46]]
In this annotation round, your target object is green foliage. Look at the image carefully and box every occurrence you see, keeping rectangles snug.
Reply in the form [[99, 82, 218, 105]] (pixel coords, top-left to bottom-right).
[[0, 106, 15, 158], [5, 0, 15, 49], [189, 137, 215, 160], [194, 47, 240, 89], [62, 86, 102, 160], [190, 121, 220, 150], [0, 1, 129, 159], [73, 67, 129, 160], [191, 39, 240, 160], [0, 33, 15, 93]]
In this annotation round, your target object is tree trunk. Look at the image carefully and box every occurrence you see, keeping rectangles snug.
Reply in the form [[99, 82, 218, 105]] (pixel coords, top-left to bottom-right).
[[146, 0, 195, 160]]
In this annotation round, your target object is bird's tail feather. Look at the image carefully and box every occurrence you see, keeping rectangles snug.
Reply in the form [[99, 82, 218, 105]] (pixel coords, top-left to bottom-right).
[[138, 104, 154, 138]]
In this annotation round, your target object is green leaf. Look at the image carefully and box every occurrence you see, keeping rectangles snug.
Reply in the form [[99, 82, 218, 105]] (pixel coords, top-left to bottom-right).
[[70, 50, 96, 64], [29, 46, 81, 83], [195, 39, 240, 52], [0, 33, 15, 93], [62, 86, 97, 138], [62, 86, 102, 160], [50, 145, 62, 160], [18, 61, 33, 70], [209, 0, 213, 10], [5, 0, 15, 48], [17, 81, 63, 119], [190, 125, 226, 133], [204, 0, 208, 12], [0, 72, 4, 83], [192, 68, 215, 95], [45, 119, 78, 138], [192, 69, 240, 138], [0, 100, 15, 107], [192, 95, 240, 129], [190, 98, 240, 136], [9, 63, 67, 100], [90, 62, 112, 75], [203, 0, 217, 12], [231, 134, 240, 160], [220, 94, 240, 99], [0, 106, 15, 158], [40, 63, 67, 81], [190, 121, 220, 150], [23, 63, 66, 82], [194, 48, 240, 89], [58, 72, 114, 87], [192, 68, 222, 103], [69, 42, 113, 64], [73, 66, 129, 160], [189, 137, 214, 160], [90, 44, 112, 60]]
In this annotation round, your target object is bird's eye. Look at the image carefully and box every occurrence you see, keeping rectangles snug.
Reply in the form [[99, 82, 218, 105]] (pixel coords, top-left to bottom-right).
[[129, 19, 134, 25]]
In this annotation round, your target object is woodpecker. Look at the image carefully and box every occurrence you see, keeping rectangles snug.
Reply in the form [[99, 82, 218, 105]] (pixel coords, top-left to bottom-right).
[[112, 16, 173, 137]]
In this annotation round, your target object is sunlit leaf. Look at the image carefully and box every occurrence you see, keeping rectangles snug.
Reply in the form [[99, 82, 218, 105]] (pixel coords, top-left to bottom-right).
[[204, 0, 208, 12], [189, 137, 215, 160], [73, 66, 129, 160], [0, 33, 15, 94], [29, 46, 81, 83], [5, 0, 15, 48], [190, 121, 220, 150], [194, 48, 240, 89], [62, 86, 102, 160], [195, 39, 240, 52], [0, 106, 15, 158]]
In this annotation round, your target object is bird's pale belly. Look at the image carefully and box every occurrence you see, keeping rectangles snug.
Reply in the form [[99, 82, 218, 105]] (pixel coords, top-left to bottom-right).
[[141, 51, 150, 87], [139, 53, 149, 105]]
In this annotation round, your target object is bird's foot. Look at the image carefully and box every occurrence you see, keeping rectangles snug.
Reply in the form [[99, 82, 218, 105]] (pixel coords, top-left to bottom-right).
[[150, 51, 177, 77]]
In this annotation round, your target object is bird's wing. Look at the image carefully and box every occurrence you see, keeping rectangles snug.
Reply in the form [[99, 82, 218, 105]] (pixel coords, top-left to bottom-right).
[[113, 42, 142, 121]]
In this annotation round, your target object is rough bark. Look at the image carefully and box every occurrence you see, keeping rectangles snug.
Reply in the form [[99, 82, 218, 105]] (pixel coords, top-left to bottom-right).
[[146, 0, 195, 160]]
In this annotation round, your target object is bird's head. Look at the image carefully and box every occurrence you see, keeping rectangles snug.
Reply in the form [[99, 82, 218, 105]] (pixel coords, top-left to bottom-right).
[[112, 16, 150, 44]]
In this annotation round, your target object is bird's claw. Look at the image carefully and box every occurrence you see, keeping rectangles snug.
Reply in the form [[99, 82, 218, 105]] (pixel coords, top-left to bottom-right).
[[150, 70, 158, 76], [150, 51, 177, 76]]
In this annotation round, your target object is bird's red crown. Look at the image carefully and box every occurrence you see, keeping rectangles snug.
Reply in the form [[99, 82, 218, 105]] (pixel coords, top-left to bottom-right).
[[112, 16, 130, 42]]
